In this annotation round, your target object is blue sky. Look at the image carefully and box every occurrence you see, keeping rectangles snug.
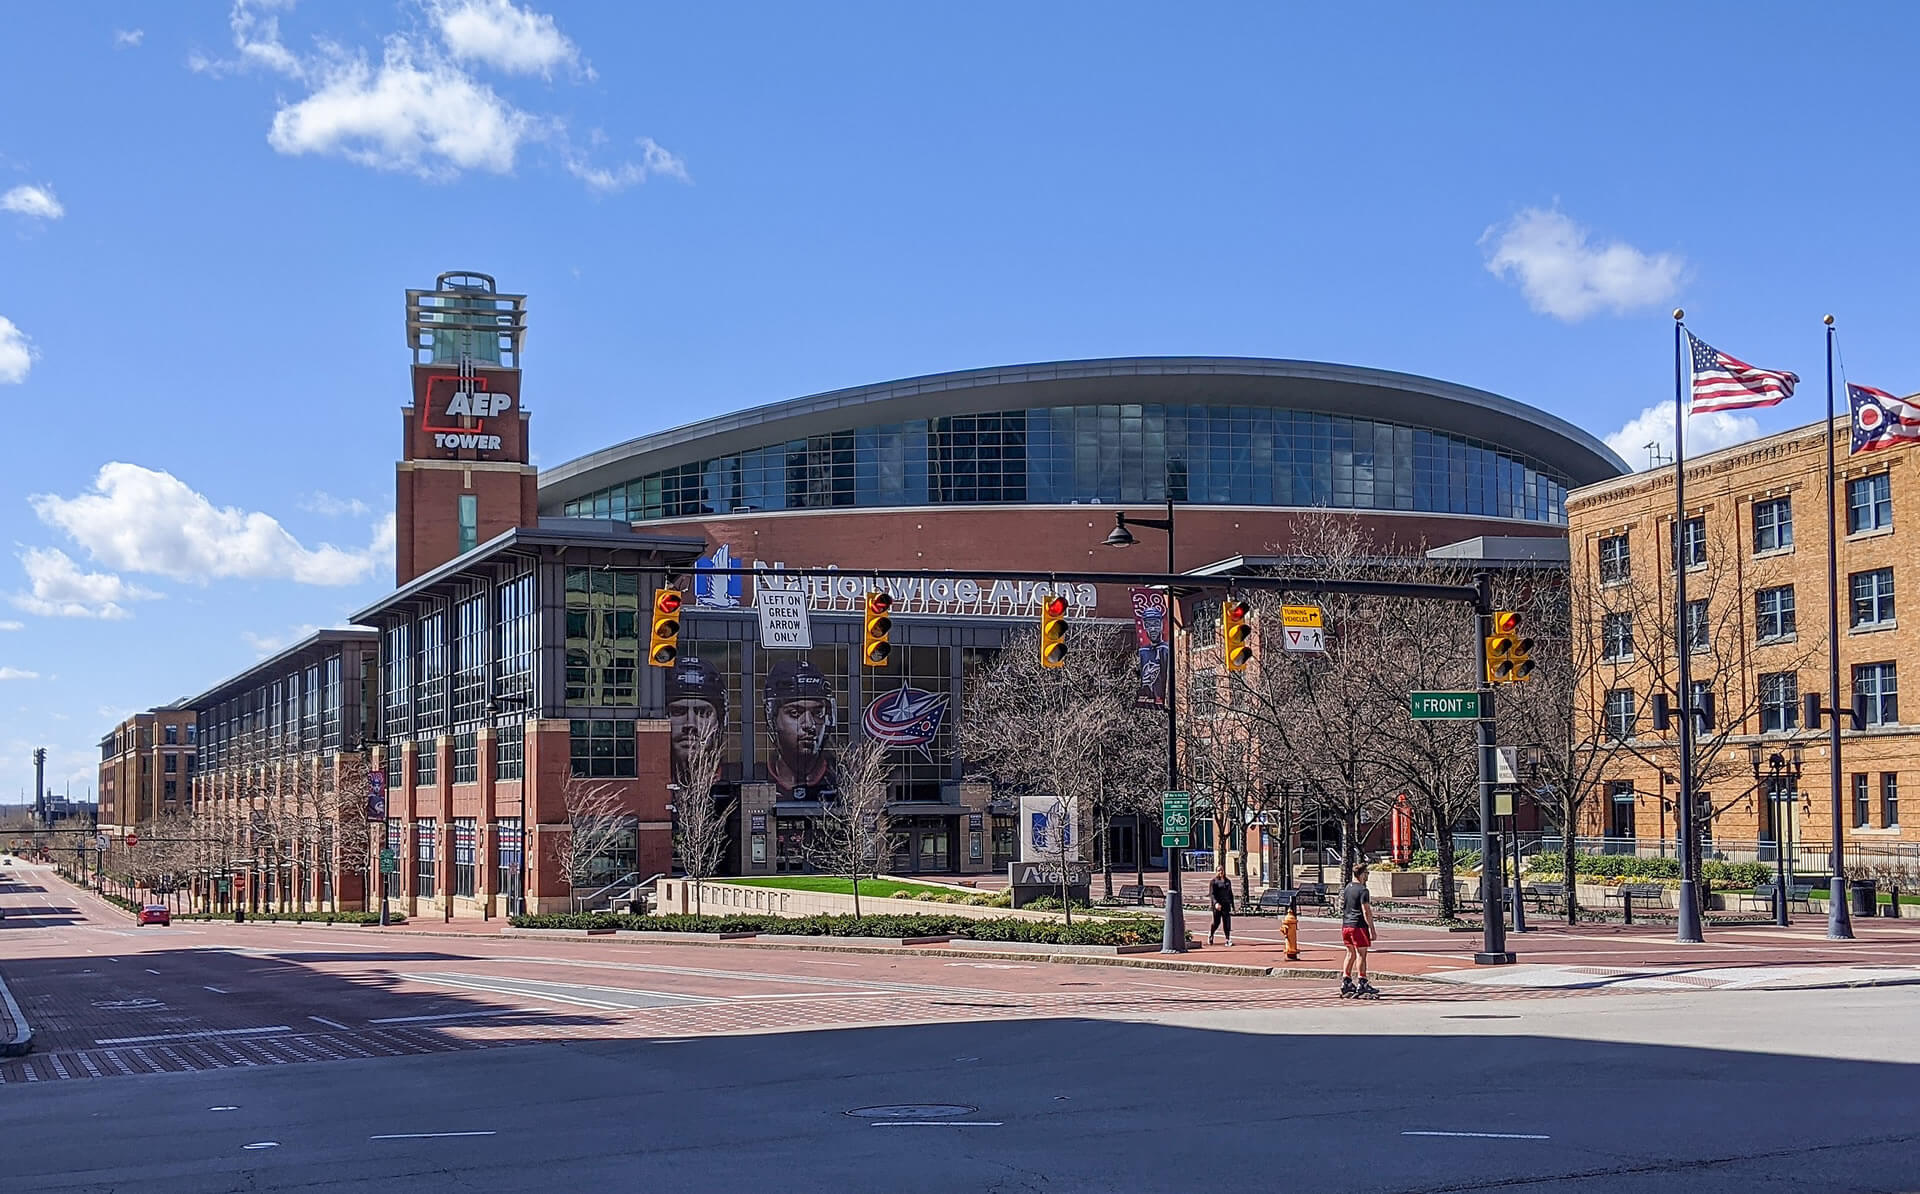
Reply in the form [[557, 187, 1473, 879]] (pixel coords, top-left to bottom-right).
[[1, 1, 1916, 802]]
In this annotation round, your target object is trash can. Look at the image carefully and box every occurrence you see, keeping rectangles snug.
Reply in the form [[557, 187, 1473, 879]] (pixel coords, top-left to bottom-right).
[[1850, 878, 1879, 918]]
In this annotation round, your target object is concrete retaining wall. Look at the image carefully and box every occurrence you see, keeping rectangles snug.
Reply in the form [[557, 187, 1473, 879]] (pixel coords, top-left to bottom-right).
[[653, 879, 1082, 923]]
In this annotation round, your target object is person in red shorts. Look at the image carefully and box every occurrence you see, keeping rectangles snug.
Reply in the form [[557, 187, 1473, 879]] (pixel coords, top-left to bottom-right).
[[1339, 862, 1379, 998]]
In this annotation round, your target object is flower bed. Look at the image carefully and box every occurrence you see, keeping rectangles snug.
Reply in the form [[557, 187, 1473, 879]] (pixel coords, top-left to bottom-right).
[[510, 911, 1174, 947]]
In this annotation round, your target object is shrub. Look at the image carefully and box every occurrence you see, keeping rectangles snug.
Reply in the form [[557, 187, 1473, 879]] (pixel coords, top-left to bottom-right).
[[890, 890, 913, 899], [508, 910, 1184, 946]]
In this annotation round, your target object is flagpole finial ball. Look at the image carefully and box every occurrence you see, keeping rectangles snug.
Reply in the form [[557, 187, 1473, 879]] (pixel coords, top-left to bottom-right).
[[1823, 314, 1835, 326], [1672, 308, 1685, 321]]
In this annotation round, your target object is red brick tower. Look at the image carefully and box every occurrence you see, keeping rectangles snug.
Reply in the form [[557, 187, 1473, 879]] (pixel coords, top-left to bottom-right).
[[396, 272, 537, 585]]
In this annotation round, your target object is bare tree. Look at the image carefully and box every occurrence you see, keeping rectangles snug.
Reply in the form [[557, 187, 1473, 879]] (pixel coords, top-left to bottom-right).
[[551, 778, 630, 912], [805, 737, 894, 919], [672, 734, 733, 915], [961, 625, 1163, 901]]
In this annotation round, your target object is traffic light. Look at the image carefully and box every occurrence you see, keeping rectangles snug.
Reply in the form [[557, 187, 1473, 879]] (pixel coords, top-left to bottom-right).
[[648, 588, 683, 667], [863, 591, 894, 666], [1485, 609, 1535, 684], [1039, 594, 1069, 669], [1222, 599, 1253, 672]]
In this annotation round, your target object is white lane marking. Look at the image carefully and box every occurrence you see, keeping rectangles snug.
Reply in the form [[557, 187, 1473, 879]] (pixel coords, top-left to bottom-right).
[[204, 986, 229, 994], [95, 1026, 292, 1046], [242, 1142, 279, 1150], [368, 1008, 543, 1025], [290, 938, 389, 950], [145, 968, 160, 975], [370, 1131, 498, 1140], [1403, 1131, 1551, 1140], [788, 959, 861, 967], [871, 1122, 1003, 1127], [308, 1016, 351, 1031], [210, 1106, 239, 1112]]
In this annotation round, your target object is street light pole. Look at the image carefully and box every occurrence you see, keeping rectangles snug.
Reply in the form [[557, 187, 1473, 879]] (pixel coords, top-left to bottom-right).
[[1105, 496, 1187, 953], [1822, 315, 1855, 940]]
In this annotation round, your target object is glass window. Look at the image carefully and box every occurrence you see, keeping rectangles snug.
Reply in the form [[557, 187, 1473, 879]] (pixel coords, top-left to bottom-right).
[[1753, 497, 1793, 553], [569, 719, 637, 778], [457, 494, 478, 555], [1609, 781, 1636, 839], [1684, 599, 1710, 654], [1853, 662, 1898, 727], [415, 740, 438, 787], [494, 722, 524, 780], [1882, 773, 1899, 828], [1848, 473, 1892, 534], [164, 725, 178, 745], [1673, 517, 1706, 568], [1602, 613, 1633, 661], [415, 609, 447, 732], [415, 818, 437, 891], [497, 817, 523, 885], [1850, 568, 1895, 629], [574, 816, 639, 889], [564, 568, 640, 707], [164, 754, 177, 773], [1755, 586, 1796, 641], [1598, 534, 1631, 583], [1603, 689, 1636, 740], [452, 731, 478, 784], [452, 818, 477, 897], [1759, 672, 1799, 733], [1853, 774, 1871, 829]]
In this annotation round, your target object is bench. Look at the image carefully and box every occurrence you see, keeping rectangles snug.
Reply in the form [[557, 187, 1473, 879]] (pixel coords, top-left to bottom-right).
[[1743, 882, 1817, 914], [1117, 884, 1166, 904], [1604, 883, 1667, 923], [1523, 882, 1566, 911], [1291, 882, 1329, 907]]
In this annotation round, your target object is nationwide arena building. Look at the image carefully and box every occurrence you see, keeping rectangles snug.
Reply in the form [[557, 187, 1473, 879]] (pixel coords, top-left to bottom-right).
[[178, 272, 1626, 920]]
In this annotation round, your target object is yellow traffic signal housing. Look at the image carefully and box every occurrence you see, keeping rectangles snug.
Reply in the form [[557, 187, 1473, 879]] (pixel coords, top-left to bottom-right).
[[1485, 609, 1535, 684], [1222, 599, 1253, 672], [649, 588, 683, 667], [863, 591, 894, 666], [1039, 594, 1069, 669]]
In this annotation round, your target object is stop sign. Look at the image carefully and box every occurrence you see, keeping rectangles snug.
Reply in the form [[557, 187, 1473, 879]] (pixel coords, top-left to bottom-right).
[[126, 834, 138, 847]]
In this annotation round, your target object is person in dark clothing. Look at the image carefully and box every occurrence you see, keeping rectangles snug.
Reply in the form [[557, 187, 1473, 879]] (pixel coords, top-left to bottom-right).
[[1340, 863, 1378, 998], [1208, 868, 1235, 946]]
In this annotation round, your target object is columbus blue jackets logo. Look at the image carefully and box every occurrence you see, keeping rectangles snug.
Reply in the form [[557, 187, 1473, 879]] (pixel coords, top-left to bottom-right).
[[862, 686, 950, 760]]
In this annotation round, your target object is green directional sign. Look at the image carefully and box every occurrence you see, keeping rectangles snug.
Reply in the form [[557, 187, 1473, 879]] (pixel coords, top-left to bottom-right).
[[379, 848, 399, 875], [1409, 690, 1489, 720], [1161, 791, 1192, 849]]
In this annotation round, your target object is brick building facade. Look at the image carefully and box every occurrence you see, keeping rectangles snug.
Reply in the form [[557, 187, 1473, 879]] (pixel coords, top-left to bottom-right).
[[98, 706, 198, 836], [1566, 415, 1914, 862]]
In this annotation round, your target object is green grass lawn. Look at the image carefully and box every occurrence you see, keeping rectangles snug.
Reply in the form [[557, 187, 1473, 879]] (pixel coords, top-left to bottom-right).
[[721, 875, 980, 900]]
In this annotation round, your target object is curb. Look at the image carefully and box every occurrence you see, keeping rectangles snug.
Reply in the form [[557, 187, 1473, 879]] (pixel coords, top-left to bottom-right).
[[0, 970, 31, 1056]]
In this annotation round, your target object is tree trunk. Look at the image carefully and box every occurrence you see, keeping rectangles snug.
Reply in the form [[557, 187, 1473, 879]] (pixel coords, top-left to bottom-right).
[[1433, 797, 1457, 920], [1562, 790, 1578, 925], [1099, 807, 1113, 901]]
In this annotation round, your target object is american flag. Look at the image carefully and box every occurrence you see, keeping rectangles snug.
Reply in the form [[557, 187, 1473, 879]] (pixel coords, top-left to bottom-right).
[[1688, 331, 1798, 414], [1849, 382, 1920, 455]]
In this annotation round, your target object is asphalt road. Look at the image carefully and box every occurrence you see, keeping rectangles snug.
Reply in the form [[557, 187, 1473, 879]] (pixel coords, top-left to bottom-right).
[[3, 864, 1918, 1192], [4, 989, 1918, 1193]]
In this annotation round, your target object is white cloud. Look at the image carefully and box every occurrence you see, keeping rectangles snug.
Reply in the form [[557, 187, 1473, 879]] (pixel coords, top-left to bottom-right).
[[1481, 206, 1685, 322], [0, 318, 32, 384], [242, 623, 325, 658], [299, 491, 372, 517], [30, 462, 391, 586], [0, 621, 21, 631], [0, 668, 39, 681], [268, 38, 537, 179], [197, 1, 676, 189], [12, 548, 160, 620], [1605, 403, 1760, 469], [0, 184, 64, 220], [565, 136, 690, 194], [114, 28, 145, 49], [432, 0, 587, 78]]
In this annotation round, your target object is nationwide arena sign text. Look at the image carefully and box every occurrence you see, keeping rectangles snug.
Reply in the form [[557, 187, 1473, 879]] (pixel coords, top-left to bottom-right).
[[694, 545, 1099, 617]]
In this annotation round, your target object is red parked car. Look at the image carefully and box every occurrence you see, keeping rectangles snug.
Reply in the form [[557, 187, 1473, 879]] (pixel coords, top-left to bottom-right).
[[137, 905, 171, 927]]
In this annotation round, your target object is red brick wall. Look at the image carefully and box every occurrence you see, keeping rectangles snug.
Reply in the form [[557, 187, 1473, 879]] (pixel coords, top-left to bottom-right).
[[642, 506, 1561, 616]]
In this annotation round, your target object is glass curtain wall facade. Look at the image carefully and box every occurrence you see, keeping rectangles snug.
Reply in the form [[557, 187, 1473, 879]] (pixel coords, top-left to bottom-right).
[[560, 406, 1570, 525]]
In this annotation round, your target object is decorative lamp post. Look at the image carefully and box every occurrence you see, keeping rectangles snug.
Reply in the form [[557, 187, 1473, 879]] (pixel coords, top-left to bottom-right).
[[1104, 494, 1186, 953]]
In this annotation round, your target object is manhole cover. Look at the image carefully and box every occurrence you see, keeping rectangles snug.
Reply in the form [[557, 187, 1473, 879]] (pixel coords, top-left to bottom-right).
[[848, 1104, 978, 1120]]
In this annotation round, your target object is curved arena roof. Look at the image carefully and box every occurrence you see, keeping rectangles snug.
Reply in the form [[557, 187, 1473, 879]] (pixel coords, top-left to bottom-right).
[[538, 356, 1627, 511]]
